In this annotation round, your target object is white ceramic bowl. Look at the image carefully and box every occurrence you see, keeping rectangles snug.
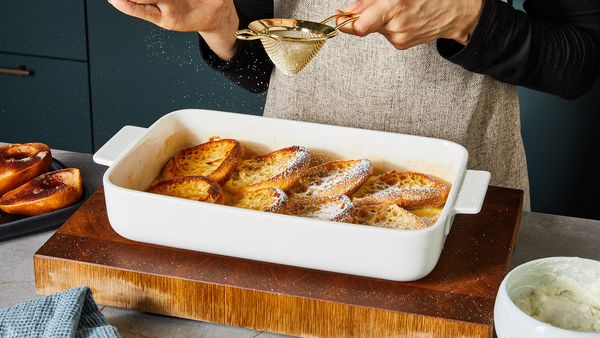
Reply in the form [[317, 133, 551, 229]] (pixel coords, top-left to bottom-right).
[[495, 257, 600, 338]]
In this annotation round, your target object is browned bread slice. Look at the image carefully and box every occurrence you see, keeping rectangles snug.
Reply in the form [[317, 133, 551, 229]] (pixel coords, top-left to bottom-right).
[[353, 204, 427, 230], [227, 187, 288, 213], [0, 168, 82, 216], [224, 146, 310, 193], [147, 176, 224, 204], [288, 159, 373, 198], [160, 139, 243, 184], [352, 171, 448, 209], [285, 195, 354, 222], [410, 207, 443, 226], [0, 143, 52, 195]]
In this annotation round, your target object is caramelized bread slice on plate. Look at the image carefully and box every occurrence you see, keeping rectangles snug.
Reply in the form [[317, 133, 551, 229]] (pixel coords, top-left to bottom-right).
[[352, 171, 448, 209], [0, 168, 82, 216], [224, 146, 311, 193], [160, 138, 243, 184], [227, 187, 288, 213], [353, 204, 427, 230], [0, 143, 52, 195], [285, 195, 354, 222], [289, 159, 373, 199], [147, 176, 224, 204]]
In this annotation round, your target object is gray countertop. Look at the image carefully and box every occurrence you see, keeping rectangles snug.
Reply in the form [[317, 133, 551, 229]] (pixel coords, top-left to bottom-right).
[[1, 149, 599, 337]]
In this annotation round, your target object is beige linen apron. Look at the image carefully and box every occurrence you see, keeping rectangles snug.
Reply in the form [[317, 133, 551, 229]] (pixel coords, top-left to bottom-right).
[[263, 0, 530, 209]]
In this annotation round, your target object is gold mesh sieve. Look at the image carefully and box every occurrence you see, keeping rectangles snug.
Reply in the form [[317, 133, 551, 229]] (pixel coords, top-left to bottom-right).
[[235, 13, 358, 76]]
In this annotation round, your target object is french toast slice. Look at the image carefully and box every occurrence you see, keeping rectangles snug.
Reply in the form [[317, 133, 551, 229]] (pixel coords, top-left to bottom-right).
[[147, 176, 224, 204], [160, 139, 243, 184], [227, 187, 288, 213], [0, 143, 52, 195], [0, 168, 82, 216], [410, 207, 443, 226], [352, 171, 448, 209], [288, 159, 373, 198], [353, 204, 427, 230], [285, 195, 354, 222], [224, 146, 311, 193]]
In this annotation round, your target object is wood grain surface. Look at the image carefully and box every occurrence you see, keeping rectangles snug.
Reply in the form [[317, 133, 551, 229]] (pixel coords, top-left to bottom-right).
[[34, 186, 523, 338]]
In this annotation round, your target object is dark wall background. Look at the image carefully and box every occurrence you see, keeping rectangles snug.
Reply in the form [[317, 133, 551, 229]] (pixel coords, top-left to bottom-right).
[[1, 0, 598, 219], [519, 85, 600, 220], [513, 0, 600, 219]]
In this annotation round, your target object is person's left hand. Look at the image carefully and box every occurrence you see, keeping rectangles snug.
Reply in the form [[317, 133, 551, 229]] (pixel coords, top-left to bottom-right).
[[337, 0, 482, 50]]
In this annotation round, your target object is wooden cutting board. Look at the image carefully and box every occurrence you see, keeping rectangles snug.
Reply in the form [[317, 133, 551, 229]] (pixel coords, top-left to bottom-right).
[[34, 186, 522, 338]]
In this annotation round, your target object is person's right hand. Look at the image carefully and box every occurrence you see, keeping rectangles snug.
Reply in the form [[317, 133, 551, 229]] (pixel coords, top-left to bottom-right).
[[108, 0, 239, 60]]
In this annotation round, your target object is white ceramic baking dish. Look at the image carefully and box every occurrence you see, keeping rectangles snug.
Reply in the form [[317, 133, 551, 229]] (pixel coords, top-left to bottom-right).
[[93, 109, 490, 281]]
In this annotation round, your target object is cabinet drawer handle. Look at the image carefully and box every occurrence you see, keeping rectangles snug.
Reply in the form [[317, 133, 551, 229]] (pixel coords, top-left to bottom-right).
[[0, 66, 33, 77]]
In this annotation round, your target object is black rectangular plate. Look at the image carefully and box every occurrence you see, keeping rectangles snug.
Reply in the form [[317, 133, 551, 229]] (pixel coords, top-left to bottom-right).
[[0, 158, 89, 241]]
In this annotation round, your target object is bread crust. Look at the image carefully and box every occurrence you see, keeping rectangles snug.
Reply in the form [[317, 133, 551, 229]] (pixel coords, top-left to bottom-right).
[[160, 139, 244, 184], [352, 171, 448, 209], [227, 187, 288, 213], [410, 207, 443, 226], [224, 146, 311, 193], [0, 168, 82, 216], [147, 176, 224, 204], [353, 204, 427, 230], [289, 159, 373, 199], [285, 195, 354, 222], [0, 143, 52, 195]]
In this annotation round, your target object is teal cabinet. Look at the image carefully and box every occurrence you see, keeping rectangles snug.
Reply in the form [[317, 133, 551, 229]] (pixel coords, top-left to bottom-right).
[[0, 1, 87, 61], [0, 53, 92, 152], [0, 1, 91, 152]]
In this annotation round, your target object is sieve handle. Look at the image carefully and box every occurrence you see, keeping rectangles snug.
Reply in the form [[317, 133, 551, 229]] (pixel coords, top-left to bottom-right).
[[234, 29, 264, 41], [321, 12, 360, 37], [334, 15, 359, 30], [320, 12, 355, 25]]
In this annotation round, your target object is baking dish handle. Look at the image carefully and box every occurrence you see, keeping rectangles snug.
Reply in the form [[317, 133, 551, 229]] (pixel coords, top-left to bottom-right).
[[93, 125, 147, 166], [453, 170, 490, 214]]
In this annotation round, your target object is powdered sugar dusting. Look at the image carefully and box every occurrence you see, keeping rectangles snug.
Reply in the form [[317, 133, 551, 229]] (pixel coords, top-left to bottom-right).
[[225, 145, 311, 192], [363, 185, 440, 201], [6, 156, 33, 163], [353, 171, 448, 209], [229, 187, 288, 213], [279, 146, 310, 177], [286, 195, 354, 222], [292, 159, 372, 197]]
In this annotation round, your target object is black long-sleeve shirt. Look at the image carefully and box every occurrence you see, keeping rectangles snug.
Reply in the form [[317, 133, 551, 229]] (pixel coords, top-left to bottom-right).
[[200, 0, 600, 99]]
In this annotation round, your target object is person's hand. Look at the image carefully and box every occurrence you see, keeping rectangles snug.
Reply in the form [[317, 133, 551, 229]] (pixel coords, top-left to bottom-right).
[[108, 0, 239, 59], [337, 0, 482, 50]]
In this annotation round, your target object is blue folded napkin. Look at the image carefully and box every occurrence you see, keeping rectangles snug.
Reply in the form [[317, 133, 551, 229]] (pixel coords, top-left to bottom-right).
[[0, 287, 120, 338]]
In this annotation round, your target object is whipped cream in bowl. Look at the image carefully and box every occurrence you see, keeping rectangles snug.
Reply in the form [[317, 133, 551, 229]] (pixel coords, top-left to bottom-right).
[[495, 257, 600, 338]]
